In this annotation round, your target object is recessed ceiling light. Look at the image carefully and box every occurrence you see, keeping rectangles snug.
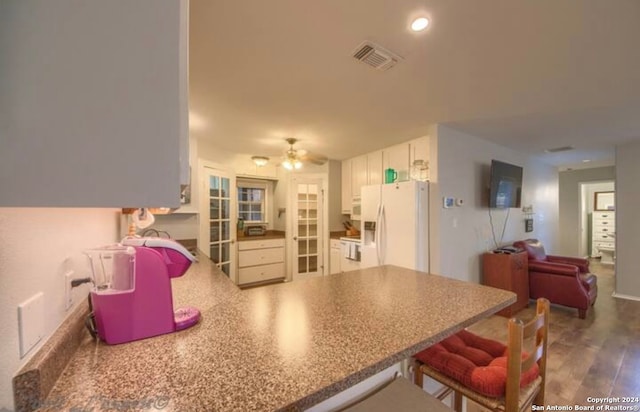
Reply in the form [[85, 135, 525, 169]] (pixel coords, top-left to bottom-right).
[[582, 159, 592, 163], [411, 17, 430, 32]]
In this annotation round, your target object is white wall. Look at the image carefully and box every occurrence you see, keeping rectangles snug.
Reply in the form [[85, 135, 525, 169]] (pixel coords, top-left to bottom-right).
[[0, 208, 119, 410], [615, 141, 640, 299], [273, 168, 289, 232], [326, 160, 344, 233], [431, 125, 559, 283], [139, 213, 199, 240], [558, 167, 616, 256]]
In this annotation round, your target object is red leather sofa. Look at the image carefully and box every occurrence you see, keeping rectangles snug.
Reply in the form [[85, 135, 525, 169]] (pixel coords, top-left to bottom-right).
[[513, 239, 597, 319]]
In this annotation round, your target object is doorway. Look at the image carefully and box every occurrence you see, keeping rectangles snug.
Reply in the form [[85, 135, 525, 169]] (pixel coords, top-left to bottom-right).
[[289, 175, 327, 281], [199, 164, 237, 281], [578, 180, 615, 258]]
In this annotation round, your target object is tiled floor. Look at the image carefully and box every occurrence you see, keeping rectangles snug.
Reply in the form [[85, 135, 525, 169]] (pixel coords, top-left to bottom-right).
[[467, 260, 640, 409]]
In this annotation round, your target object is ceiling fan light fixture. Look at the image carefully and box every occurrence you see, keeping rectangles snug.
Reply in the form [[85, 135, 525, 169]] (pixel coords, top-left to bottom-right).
[[251, 156, 269, 167], [282, 156, 303, 171]]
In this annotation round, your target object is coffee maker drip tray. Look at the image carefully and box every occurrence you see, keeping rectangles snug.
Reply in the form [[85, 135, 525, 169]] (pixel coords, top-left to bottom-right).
[[174, 306, 201, 331]]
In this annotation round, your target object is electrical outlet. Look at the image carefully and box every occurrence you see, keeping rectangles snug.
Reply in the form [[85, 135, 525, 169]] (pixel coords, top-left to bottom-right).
[[64, 270, 74, 310], [18, 292, 45, 358]]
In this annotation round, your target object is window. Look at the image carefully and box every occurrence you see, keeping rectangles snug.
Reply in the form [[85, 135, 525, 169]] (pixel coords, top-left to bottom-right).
[[237, 180, 268, 223]]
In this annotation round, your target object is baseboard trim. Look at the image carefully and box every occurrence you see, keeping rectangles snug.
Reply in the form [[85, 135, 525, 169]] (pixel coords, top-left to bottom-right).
[[612, 292, 640, 302]]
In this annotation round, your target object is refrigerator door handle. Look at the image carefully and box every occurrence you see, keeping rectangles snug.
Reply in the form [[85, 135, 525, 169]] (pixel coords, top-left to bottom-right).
[[375, 203, 382, 265], [379, 203, 386, 265]]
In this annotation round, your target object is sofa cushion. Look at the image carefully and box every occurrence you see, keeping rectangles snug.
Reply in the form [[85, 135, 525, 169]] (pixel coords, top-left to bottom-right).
[[415, 330, 539, 398], [514, 239, 547, 261]]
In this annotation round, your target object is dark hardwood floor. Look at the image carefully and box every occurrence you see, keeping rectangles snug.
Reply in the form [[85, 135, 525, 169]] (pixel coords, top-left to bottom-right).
[[468, 260, 640, 408]]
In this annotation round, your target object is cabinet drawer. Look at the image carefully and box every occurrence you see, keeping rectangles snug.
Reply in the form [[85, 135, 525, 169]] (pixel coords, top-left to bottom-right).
[[239, 247, 284, 267], [238, 238, 285, 251], [593, 213, 616, 224], [593, 232, 614, 241], [593, 212, 615, 220], [238, 263, 284, 284], [593, 224, 614, 233], [594, 241, 614, 249]]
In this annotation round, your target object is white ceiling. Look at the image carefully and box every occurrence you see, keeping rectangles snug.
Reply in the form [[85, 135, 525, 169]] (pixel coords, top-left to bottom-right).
[[189, 0, 640, 168]]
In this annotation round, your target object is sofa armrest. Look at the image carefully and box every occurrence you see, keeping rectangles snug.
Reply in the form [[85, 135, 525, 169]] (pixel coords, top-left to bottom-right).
[[547, 255, 590, 272], [529, 261, 579, 276]]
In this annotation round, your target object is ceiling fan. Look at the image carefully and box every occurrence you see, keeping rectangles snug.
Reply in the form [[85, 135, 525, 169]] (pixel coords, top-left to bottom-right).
[[281, 138, 328, 170]]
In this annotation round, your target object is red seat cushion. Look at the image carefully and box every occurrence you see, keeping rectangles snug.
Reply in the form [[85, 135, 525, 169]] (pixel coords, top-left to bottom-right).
[[415, 329, 539, 398]]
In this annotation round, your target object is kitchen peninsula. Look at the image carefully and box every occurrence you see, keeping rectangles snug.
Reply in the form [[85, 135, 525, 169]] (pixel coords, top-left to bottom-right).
[[33, 259, 514, 411]]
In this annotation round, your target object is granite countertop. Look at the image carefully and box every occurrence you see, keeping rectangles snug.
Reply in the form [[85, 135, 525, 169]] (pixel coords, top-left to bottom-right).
[[330, 231, 347, 239], [40, 259, 515, 411]]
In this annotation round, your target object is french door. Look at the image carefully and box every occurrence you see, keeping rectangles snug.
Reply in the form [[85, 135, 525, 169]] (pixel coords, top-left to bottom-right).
[[292, 178, 324, 280], [201, 166, 236, 281]]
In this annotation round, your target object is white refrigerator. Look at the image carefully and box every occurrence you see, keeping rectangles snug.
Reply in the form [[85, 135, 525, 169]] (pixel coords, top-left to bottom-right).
[[360, 181, 429, 272]]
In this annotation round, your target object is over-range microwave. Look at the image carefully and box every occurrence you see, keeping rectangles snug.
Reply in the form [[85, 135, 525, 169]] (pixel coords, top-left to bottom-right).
[[351, 197, 361, 220]]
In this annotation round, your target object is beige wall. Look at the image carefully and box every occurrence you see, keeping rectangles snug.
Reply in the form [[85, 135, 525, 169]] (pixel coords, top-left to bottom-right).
[[0, 209, 119, 410], [615, 141, 640, 299], [431, 125, 559, 283]]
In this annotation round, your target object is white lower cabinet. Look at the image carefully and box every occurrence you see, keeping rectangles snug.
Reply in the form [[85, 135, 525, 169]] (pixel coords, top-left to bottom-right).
[[238, 262, 285, 285], [591, 211, 615, 258], [238, 238, 285, 285]]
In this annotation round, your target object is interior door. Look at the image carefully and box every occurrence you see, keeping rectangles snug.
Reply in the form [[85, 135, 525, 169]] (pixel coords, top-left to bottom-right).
[[292, 178, 324, 280], [201, 166, 236, 281]]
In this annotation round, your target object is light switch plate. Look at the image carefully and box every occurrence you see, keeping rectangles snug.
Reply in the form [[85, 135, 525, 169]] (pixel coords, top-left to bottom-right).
[[18, 292, 45, 358]]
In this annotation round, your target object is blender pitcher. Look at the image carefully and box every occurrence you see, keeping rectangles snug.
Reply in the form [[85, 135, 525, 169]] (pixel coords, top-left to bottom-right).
[[85, 245, 136, 293]]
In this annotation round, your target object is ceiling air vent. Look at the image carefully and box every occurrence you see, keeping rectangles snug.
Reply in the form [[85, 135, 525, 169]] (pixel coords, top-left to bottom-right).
[[544, 146, 575, 153], [351, 41, 402, 71]]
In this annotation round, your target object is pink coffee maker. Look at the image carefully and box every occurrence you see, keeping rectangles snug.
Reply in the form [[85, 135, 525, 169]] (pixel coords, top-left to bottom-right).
[[85, 238, 199, 345]]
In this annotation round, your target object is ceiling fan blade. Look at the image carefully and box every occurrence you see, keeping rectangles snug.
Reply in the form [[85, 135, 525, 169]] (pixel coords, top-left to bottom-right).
[[300, 152, 328, 165]]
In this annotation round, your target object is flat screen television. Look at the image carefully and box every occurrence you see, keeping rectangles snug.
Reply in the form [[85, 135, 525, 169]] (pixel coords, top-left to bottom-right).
[[489, 160, 523, 208]]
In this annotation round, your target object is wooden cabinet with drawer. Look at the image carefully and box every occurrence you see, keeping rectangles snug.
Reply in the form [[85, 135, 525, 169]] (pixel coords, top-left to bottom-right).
[[238, 238, 285, 285], [591, 211, 615, 258], [482, 251, 529, 317]]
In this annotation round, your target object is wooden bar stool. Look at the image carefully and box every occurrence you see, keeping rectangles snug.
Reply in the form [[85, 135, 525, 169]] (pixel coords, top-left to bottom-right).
[[414, 298, 550, 412]]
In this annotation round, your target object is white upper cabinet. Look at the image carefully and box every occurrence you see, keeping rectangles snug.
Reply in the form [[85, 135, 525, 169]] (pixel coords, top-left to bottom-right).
[[383, 143, 411, 182], [0, 0, 188, 207], [341, 159, 352, 214], [367, 151, 383, 185], [409, 137, 430, 166], [351, 155, 368, 199]]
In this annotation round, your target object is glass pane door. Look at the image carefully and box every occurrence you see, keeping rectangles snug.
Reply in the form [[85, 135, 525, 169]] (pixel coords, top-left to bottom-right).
[[202, 167, 236, 280], [293, 179, 323, 279]]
